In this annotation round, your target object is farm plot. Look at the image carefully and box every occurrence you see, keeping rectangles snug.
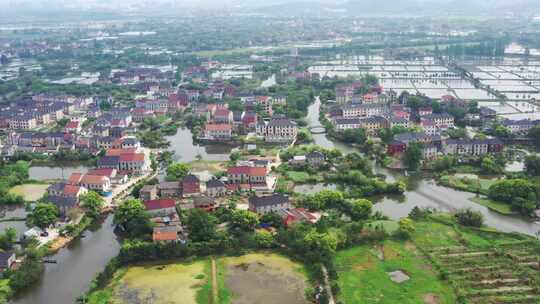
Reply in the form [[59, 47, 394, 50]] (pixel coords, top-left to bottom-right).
[[427, 244, 540, 304]]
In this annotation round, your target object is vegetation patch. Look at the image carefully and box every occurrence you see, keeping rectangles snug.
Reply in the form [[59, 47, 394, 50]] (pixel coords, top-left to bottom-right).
[[469, 197, 516, 215], [8, 184, 49, 202]]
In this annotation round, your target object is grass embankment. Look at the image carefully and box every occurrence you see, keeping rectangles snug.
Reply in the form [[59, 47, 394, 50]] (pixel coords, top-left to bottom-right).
[[438, 175, 517, 215], [335, 216, 539, 304]]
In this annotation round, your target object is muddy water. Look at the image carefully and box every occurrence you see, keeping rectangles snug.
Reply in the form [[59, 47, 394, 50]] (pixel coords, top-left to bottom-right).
[[225, 255, 308, 304]]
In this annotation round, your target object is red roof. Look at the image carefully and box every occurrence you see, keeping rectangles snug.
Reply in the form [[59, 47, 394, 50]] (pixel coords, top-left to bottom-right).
[[80, 174, 108, 185], [87, 168, 115, 177], [144, 199, 176, 210], [153, 228, 178, 242], [214, 108, 231, 116], [65, 121, 79, 129], [205, 124, 232, 132], [227, 166, 267, 177], [68, 173, 83, 185], [106, 148, 137, 156], [63, 184, 83, 197]]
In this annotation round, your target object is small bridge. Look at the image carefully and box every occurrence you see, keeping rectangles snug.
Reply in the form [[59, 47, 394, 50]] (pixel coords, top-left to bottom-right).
[[309, 126, 327, 134]]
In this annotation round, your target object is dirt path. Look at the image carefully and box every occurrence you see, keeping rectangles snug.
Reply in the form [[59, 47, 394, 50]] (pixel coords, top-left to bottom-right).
[[322, 265, 336, 304], [211, 258, 218, 304]]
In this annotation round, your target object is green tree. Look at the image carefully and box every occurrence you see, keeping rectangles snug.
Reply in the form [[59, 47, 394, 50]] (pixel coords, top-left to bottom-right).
[[405, 143, 423, 171], [254, 230, 275, 248], [349, 199, 372, 221], [28, 203, 58, 229], [302, 230, 338, 262], [114, 199, 153, 238], [480, 155, 502, 175], [165, 163, 190, 181], [313, 190, 346, 210], [494, 125, 511, 138], [454, 209, 484, 227], [185, 209, 217, 242], [231, 210, 259, 231], [525, 155, 540, 176], [341, 128, 366, 145], [80, 191, 105, 219], [260, 212, 283, 228], [397, 217, 416, 238], [0, 228, 17, 250], [528, 125, 540, 139]]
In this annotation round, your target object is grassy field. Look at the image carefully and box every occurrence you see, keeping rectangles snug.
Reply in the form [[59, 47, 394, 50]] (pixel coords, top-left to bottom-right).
[[285, 171, 323, 184], [8, 184, 50, 201], [335, 216, 539, 304], [335, 240, 456, 304]]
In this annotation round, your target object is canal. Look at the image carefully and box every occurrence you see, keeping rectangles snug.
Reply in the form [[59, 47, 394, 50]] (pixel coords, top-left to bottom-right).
[[12, 215, 120, 304], [306, 97, 540, 236]]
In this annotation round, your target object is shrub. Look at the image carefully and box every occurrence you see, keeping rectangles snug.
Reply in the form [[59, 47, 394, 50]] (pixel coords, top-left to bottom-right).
[[454, 209, 484, 227]]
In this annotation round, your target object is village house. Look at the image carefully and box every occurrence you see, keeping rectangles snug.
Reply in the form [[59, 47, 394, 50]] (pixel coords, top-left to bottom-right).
[[203, 124, 233, 141], [422, 144, 439, 160], [443, 138, 504, 156], [46, 182, 88, 215], [340, 104, 389, 118], [332, 117, 362, 131], [144, 199, 177, 217], [182, 175, 201, 197], [249, 194, 291, 215], [152, 226, 181, 242], [206, 179, 227, 197], [213, 108, 233, 124], [227, 166, 268, 185], [68, 173, 112, 194], [502, 119, 540, 134], [256, 116, 298, 143], [276, 208, 318, 227], [140, 185, 158, 201], [420, 113, 455, 131], [306, 151, 326, 167], [359, 116, 386, 135], [157, 181, 182, 198]]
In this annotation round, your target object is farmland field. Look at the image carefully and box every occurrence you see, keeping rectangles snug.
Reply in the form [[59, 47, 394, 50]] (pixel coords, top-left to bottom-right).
[[9, 183, 50, 201]]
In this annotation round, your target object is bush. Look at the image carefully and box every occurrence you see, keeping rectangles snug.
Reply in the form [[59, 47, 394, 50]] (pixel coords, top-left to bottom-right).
[[454, 209, 484, 227]]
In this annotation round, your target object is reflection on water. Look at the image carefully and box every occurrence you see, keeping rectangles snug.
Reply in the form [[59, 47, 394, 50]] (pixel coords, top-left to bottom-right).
[[29, 165, 89, 181], [13, 215, 121, 304], [0, 205, 28, 238], [165, 128, 238, 162]]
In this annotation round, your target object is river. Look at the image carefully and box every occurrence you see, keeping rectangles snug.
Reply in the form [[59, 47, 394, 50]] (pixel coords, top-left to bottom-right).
[[12, 215, 120, 304], [29, 165, 90, 181], [305, 97, 540, 236], [165, 127, 238, 162]]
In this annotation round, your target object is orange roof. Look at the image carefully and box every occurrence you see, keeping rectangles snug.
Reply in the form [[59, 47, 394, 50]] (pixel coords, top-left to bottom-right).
[[80, 174, 108, 185], [106, 148, 137, 156], [205, 124, 232, 131], [68, 173, 83, 185], [249, 167, 267, 177], [119, 153, 145, 162], [153, 227, 178, 241], [63, 184, 82, 197]]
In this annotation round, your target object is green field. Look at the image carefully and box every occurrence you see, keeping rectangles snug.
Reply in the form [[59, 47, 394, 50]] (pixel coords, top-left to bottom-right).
[[335, 240, 456, 304], [470, 197, 516, 215], [9, 184, 50, 201]]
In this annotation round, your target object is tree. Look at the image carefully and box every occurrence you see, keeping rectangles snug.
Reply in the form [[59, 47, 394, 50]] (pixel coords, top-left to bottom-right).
[[349, 199, 372, 221], [185, 209, 217, 242], [114, 199, 153, 238], [494, 125, 511, 138], [0, 228, 17, 250], [405, 143, 423, 171], [28, 203, 58, 229], [260, 212, 283, 228], [481, 155, 502, 175], [302, 230, 338, 262], [165, 163, 190, 181], [80, 191, 105, 219], [397, 217, 416, 238], [528, 125, 540, 139], [341, 128, 366, 145], [231, 210, 259, 231], [433, 155, 456, 172], [455, 209, 484, 227], [229, 151, 241, 162], [254, 230, 275, 248], [313, 190, 346, 210], [525, 155, 540, 176]]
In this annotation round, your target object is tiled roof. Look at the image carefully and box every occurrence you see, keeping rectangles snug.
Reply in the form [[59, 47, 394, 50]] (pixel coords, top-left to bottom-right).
[[153, 226, 178, 241], [144, 199, 176, 210], [249, 194, 289, 208], [119, 153, 145, 162]]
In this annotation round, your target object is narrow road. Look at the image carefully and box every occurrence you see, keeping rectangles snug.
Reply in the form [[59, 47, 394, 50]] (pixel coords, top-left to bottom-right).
[[211, 258, 218, 304], [322, 266, 336, 304]]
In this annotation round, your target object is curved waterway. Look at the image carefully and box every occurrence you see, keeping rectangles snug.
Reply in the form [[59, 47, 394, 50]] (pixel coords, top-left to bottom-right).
[[12, 215, 121, 304], [306, 98, 540, 236]]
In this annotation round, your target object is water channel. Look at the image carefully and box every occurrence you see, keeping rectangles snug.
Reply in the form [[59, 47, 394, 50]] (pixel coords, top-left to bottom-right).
[[305, 97, 540, 236]]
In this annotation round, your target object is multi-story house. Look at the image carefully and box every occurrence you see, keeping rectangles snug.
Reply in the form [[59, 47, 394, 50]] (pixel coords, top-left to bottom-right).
[[203, 124, 233, 140], [443, 139, 504, 156], [256, 116, 298, 143], [332, 117, 362, 131], [249, 194, 291, 215]]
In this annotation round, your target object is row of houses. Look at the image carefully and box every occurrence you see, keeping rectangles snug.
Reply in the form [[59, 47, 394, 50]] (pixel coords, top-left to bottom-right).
[[387, 132, 503, 160]]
